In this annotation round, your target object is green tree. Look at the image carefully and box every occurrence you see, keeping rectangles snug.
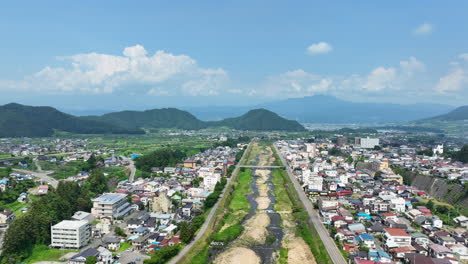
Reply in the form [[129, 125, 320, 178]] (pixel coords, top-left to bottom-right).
[[426, 200, 435, 210], [115, 226, 127, 237], [86, 169, 108, 195], [179, 221, 193, 243], [86, 256, 97, 264]]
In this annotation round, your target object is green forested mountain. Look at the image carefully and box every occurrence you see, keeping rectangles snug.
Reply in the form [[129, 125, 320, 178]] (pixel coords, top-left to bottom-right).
[[84, 108, 207, 130], [208, 109, 306, 131], [0, 104, 306, 137], [422, 105, 468, 121], [84, 108, 306, 131], [0, 103, 144, 137]]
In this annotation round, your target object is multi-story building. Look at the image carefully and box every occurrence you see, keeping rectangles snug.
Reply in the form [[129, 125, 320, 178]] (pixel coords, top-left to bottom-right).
[[384, 228, 411, 249], [152, 190, 172, 214], [51, 220, 91, 249], [360, 137, 380, 149], [91, 193, 132, 219]]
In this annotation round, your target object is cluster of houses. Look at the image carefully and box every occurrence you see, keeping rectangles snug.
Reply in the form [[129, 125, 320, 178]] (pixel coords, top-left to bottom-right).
[[47, 145, 240, 263], [276, 139, 468, 264]]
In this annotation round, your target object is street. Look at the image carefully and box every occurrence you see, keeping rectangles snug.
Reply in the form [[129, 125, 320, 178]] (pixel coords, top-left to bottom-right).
[[12, 168, 59, 188]]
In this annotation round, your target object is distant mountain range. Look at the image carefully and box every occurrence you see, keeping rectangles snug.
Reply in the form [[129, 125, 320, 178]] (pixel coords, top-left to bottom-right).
[[186, 95, 455, 123], [85, 108, 305, 132], [0, 103, 144, 137], [0, 103, 305, 137]]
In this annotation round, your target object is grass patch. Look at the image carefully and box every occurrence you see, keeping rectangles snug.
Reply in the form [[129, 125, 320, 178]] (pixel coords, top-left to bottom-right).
[[23, 244, 77, 263], [271, 169, 292, 212], [228, 169, 251, 211], [191, 244, 209, 264], [4, 200, 29, 216], [279, 248, 288, 264], [116, 242, 132, 252], [212, 224, 244, 243]]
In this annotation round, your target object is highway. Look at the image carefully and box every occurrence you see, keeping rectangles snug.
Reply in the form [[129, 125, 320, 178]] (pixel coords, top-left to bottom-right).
[[169, 143, 250, 264], [273, 144, 347, 264]]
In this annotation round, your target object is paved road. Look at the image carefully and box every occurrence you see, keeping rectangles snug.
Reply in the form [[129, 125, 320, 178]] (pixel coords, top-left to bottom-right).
[[12, 168, 59, 188], [168, 144, 251, 264], [273, 144, 347, 264]]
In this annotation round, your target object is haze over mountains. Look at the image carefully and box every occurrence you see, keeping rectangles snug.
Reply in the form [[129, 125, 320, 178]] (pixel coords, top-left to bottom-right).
[[186, 95, 455, 123]]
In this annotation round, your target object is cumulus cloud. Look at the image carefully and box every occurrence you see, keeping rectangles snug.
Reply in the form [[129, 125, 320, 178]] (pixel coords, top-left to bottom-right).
[[306, 42, 333, 55], [0, 45, 227, 96], [414, 23, 433, 36], [262, 57, 426, 97], [263, 69, 334, 97], [435, 55, 468, 94], [362, 67, 397, 91]]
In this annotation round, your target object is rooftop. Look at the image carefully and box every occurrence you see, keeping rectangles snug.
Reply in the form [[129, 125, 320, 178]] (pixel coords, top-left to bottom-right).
[[52, 220, 88, 229], [385, 227, 410, 237], [92, 193, 127, 204]]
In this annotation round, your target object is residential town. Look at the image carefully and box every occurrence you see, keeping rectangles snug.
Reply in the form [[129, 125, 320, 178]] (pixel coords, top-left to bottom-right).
[[276, 137, 468, 264], [0, 142, 243, 264]]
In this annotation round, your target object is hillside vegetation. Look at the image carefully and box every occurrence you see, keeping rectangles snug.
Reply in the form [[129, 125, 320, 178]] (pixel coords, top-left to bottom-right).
[[0, 103, 144, 137], [87, 108, 306, 132], [84, 108, 207, 130], [208, 109, 306, 132]]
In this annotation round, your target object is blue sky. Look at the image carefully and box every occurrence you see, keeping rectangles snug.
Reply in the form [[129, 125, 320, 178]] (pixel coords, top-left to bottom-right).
[[1, 1, 467, 111]]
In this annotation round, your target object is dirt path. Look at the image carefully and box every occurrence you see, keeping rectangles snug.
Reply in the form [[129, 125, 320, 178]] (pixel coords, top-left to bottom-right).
[[214, 247, 261, 264]]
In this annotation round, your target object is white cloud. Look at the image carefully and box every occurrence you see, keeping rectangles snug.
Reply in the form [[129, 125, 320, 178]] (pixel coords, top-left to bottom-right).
[[459, 53, 468, 61], [362, 67, 397, 91], [0, 45, 227, 96], [435, 59, 468, 94], [414, 23, 433, 36], [306, 42, 333, 55], [400, 57, 425, 76], [263, 57, 427, 97], [262, 69, 334, 97]]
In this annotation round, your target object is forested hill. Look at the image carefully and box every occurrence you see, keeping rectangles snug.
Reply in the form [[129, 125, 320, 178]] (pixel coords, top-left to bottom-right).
[[420, 105, 468, 121], [208, 109, 306, 131], [0, 103, 306, 136], [83, 108, 306, 132], [84, 108, 207, 130], [0, 103, 144, 137]]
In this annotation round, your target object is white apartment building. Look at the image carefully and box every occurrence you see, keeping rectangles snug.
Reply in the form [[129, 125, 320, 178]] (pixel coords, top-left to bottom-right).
[[51, 220, 90, 249], [91, 193, 132, 219], [360, 137, 380, 149], [203, 173, 221, 191]]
